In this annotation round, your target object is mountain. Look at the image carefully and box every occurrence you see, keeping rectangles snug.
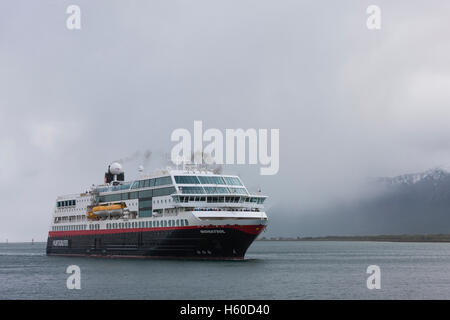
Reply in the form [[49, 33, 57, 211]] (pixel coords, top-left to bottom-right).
[[378, 166, 450, 186], [267, 167, 450, 237], [375, 167, 450, 201]]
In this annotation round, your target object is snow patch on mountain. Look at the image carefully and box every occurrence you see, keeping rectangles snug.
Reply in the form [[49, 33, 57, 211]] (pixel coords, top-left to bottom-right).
[[377, 166, 450, 186]]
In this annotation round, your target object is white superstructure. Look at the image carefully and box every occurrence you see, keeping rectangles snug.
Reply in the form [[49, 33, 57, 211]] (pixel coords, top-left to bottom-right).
[[50, 166, 268, 234]]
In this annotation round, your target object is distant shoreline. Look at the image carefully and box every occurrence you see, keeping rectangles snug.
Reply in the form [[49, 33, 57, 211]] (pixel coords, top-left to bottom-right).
[[5, 234, 450, 244], [257, 234, 450, 243]]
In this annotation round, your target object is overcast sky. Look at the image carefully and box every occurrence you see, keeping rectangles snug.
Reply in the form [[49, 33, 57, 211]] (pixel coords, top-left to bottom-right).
[[1, 1, 450, 241]]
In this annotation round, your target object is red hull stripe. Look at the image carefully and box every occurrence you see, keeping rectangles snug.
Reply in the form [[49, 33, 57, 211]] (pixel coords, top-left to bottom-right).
[[48, 224, 265, 237]]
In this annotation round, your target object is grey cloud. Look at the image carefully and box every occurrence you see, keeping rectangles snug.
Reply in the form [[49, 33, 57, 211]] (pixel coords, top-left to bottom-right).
[[1, 1, 450, 240]]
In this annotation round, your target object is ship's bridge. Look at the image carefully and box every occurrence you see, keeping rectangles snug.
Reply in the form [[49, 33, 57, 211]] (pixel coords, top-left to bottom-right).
[[170, 173, 267, 209], [174, 174, 247, 193]]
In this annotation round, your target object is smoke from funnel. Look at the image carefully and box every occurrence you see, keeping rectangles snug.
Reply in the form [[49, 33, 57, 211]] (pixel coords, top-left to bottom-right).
[[142, 150, 152, 168], [191, 152, 223, 173], [114, 149, 153, 172], [114, 151, 141, 164]]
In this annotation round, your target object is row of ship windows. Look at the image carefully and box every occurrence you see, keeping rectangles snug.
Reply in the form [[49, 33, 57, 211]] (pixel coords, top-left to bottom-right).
[[95, 175, 242, 193], [179, 186, 248, 195], [53, 225, 87, 231], [54, 215, 85, 223], [57, 200, 76, 208], [174, 175, 242, 186], [95, 176, 173, 193], [52, 219, 190, 231], [98, 187, 176, 203], [174, 196, 265, 204], [193, 207, 261, 212], [153, 198, 173, 205], [132, 176, 173, 189], [56, 198, 91, 209], [106, 219, 189, 229]]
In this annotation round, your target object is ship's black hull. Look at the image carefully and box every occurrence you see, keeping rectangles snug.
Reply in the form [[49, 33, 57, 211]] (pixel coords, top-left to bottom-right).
[[46, 225, 263, 260]]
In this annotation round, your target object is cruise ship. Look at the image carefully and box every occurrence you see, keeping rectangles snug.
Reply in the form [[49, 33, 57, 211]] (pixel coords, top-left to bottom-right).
[[46, 163, 268, 259]]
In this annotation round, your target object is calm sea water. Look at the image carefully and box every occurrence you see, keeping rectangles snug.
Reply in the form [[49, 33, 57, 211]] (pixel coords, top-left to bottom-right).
[[1, 241, 450, 299]]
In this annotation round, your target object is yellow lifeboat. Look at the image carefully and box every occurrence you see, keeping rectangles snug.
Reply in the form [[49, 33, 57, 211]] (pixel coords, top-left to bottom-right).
[[87, 203, 127, 219]]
